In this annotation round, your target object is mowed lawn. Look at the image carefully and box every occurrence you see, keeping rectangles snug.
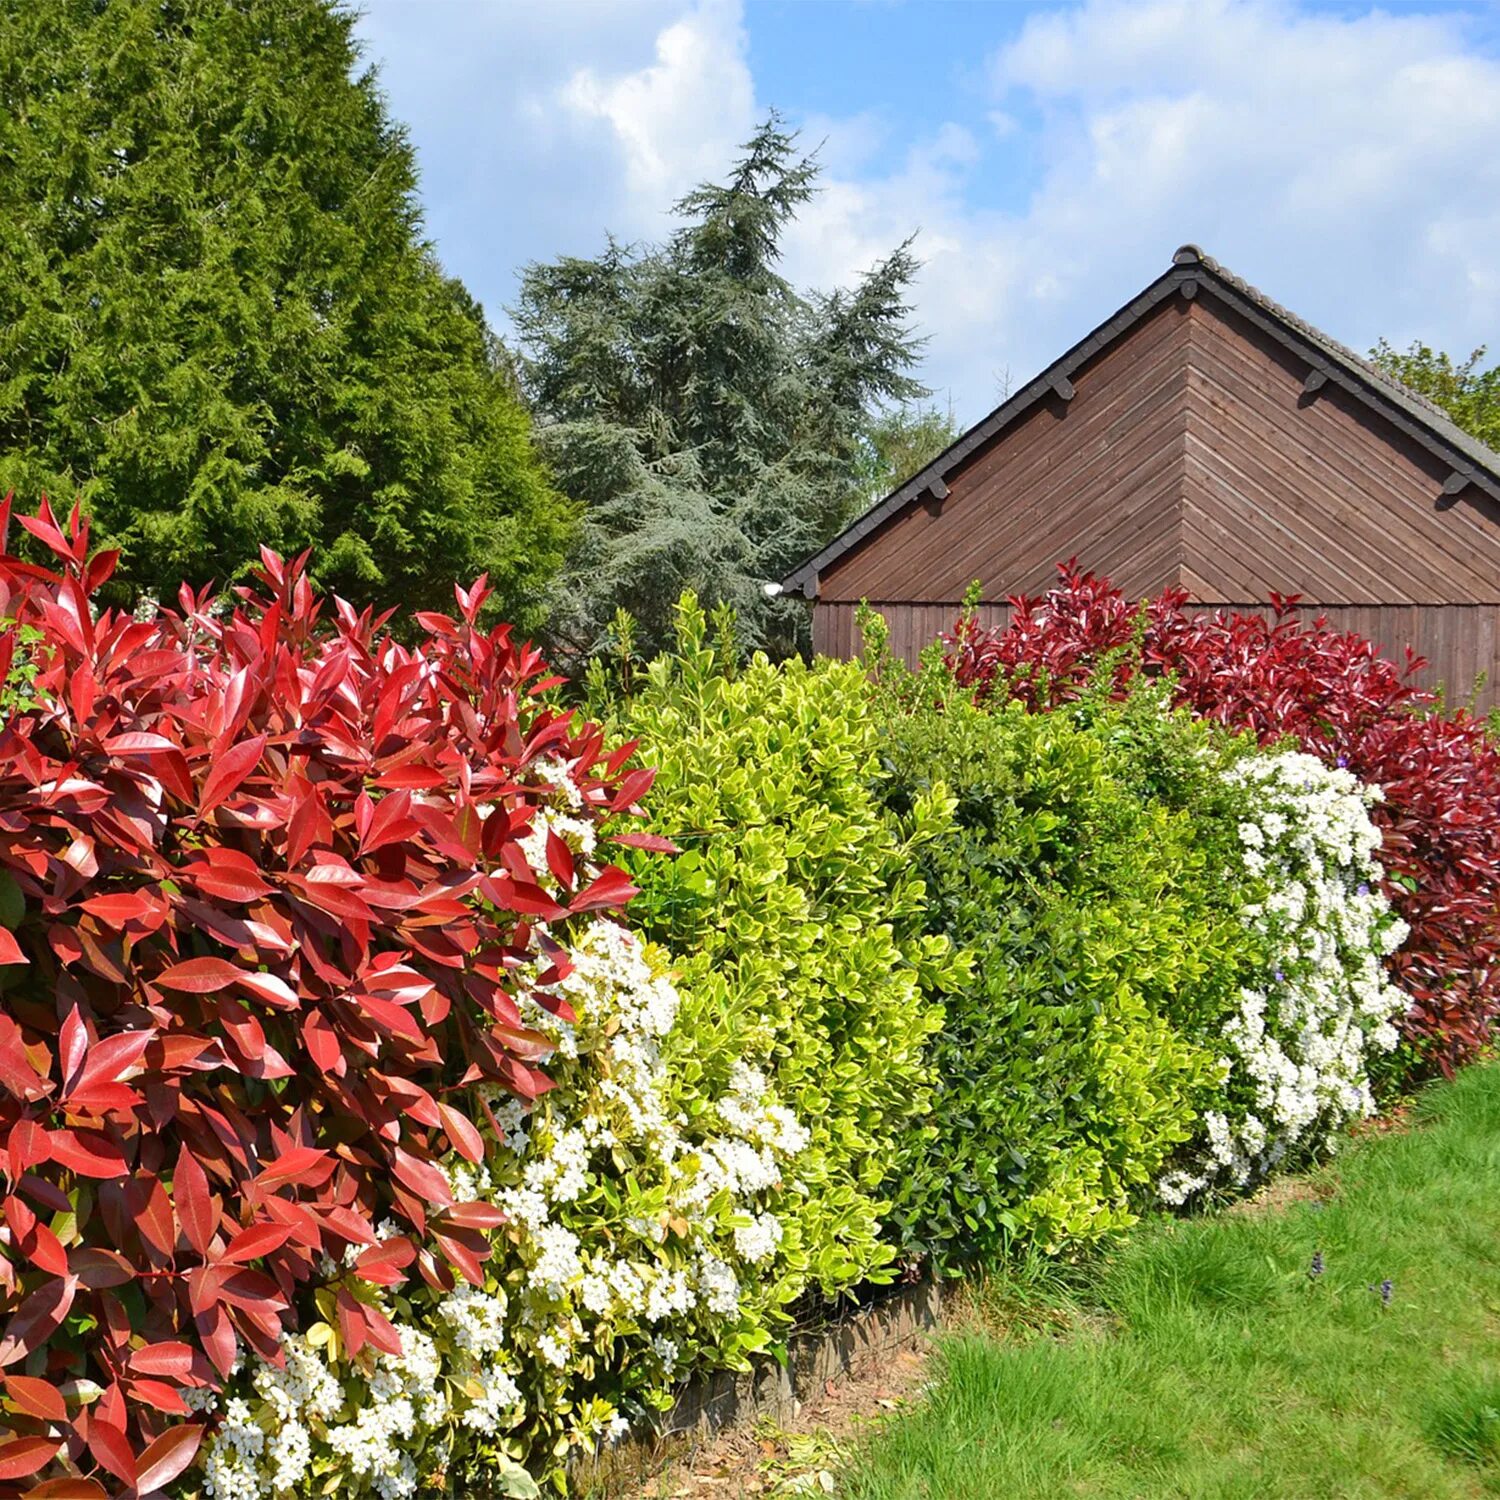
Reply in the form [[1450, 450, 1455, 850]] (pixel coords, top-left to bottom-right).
[[845, 1064, 1500, 1500]]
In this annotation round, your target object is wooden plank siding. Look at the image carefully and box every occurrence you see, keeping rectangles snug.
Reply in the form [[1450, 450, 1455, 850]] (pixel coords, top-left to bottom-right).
[[814, 601, 1500, 712], [817, 298, 1195, 604], [809, 278, 1500, 713], [1181, 298, 1500, 604]]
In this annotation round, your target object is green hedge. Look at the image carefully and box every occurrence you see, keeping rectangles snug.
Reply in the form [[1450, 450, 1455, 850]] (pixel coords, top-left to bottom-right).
[[584, 598, 964, 1309], [867, 644, 1263, 1263]]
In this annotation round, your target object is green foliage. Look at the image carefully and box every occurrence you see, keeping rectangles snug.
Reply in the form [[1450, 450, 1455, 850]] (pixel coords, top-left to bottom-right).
[[867, 644, 1263, 1263], [0, 0, 569, 619], [516, 117, 928, 661], [0, 620, 44, 723], [852, 400, 960, 503], [584, 594, 964, 1297], [1371, 340, 1500, 450]]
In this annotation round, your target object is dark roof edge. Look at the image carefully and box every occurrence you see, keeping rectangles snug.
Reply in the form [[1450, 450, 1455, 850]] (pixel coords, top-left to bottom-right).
[[780, 248, 1500, 598], [777, 263, 1191, 596]]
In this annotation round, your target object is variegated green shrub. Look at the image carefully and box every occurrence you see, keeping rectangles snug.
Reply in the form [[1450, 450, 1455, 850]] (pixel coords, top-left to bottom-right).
[[585, 595, 964, 1303]]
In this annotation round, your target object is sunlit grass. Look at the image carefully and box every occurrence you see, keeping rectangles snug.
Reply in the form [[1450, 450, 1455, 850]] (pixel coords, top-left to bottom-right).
[[844, 1063, 1500, 1499]]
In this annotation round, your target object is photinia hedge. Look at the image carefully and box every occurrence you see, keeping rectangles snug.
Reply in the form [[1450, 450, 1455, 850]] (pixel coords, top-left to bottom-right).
[[945, 565, 1500, 1077], [0, 497, 654, 1497]]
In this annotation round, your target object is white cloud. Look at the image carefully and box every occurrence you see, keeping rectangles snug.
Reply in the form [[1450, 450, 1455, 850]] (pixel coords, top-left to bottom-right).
[[358, 0, 1500, 424], [562, 0, 755, 209]]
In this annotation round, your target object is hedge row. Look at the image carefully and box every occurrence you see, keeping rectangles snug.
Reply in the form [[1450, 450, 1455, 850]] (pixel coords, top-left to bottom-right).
[[0, 509, 1480, 1498], [946, 564, 1500, 1075]]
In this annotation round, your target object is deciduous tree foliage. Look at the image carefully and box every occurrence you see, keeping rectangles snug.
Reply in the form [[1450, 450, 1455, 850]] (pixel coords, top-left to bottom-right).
[[514, 116, 928, 661], [851, 402, 961, 507], [0, 497, 648, 1494], [1370, 341, 1500, 451], [0, 0, 569, 620], [946, 567, 1500, 1077]]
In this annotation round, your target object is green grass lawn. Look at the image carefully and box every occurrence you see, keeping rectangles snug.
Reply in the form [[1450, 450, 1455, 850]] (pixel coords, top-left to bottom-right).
[[844, 1064, 1500, 1499]]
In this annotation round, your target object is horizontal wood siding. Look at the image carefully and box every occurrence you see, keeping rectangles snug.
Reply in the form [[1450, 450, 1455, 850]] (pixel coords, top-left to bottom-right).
[[818, 299, 1193, 604], [813, 600, 1500, 711], [1183, 299, 1500, 605]]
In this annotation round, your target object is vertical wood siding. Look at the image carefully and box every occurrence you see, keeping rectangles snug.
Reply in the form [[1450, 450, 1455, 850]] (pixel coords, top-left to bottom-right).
[[813, 601, 1500, 712]]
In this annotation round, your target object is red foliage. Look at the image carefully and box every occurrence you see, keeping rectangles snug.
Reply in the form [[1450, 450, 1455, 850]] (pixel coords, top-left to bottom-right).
[[0, 498, 651, 1495], [947, 563, 1500, 1076]]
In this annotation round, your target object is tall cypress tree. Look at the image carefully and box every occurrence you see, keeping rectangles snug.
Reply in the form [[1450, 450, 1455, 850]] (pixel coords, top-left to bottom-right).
[[0, 0, 570, 618]]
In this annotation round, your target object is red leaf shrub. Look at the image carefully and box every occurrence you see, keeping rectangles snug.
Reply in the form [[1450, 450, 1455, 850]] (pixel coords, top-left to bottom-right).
[[0, 498, 649, 1494], [946, 564, 1500, 1076]]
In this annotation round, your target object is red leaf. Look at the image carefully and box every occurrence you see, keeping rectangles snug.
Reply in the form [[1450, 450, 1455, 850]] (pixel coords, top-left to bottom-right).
[[47, 1128, 126, 1178], [134, 1423, 203, 1493], [195, 1302, 236, 1378], [433, 1229, 486, 1287], [440, 1202, 507, 1231], [16, 1216, 70, 1278], [301, 1010, 343, 1074], [7, 1121, 49, 1174], [79, 891, 158, 926], [359, 1300, 404, 1357], [611, 830, 681, 853], [351, 1238, 416, 1287], [197, 735, 267, 816], [253, 1147, 333, 1190], [173, 1145, 216, 1257], [125, 1377, 190, 1416], [544, 828, 575, 889], [335, 1290, 368, 1357], [480, 875, 567, 921], [235, 971, 298, 1009], [58, 1008, 87, 1094], [221, 1223, 294, 1264], [0, 1275, 77, 1366], [85, 1418, 135, 1486], [0, 1437, 61, 1481], [68, 1248, 133, 1289], [437, 1101, 484, 1164], [183, 865, 274, 903], [25, 1480, 108, 1499], [0, 927, 30, 966], [71, 1030, 153, 1097], [570, 864, 639, 914], [3, 1375, 66, 1422], [154, 958, 244, 994], [389, 1147, 453, 1206], [128, 1342, 196, 1379]]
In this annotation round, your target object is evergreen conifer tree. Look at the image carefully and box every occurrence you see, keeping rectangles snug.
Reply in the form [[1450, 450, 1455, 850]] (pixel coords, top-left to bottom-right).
[[0, 0, 570, 617], [515, 116, 928, 659]]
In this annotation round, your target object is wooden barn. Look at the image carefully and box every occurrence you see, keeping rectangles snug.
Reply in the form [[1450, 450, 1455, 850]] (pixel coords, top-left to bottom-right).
[[781, 245, 1500, 708]]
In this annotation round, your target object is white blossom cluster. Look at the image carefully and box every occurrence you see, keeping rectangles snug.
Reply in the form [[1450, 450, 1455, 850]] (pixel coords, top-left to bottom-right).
[[494, 919, 809, 1368], [516, 756, 597, 885], [196, 902, 810, 1497], [200, 1324, 453, 1500], [1159, 751, 1411, 1206]]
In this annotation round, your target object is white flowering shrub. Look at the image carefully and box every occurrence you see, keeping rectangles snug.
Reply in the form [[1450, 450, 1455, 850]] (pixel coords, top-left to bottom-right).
[[195, 910, 812, 1498], [1159, 751, 1411, 1205]]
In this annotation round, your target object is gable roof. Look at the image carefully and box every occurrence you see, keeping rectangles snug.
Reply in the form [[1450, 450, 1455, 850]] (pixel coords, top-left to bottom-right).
[[780, 245, 1500, 598]]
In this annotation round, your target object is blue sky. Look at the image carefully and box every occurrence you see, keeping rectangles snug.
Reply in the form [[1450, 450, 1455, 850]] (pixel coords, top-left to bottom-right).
[[355, 0, 1500, 425]]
